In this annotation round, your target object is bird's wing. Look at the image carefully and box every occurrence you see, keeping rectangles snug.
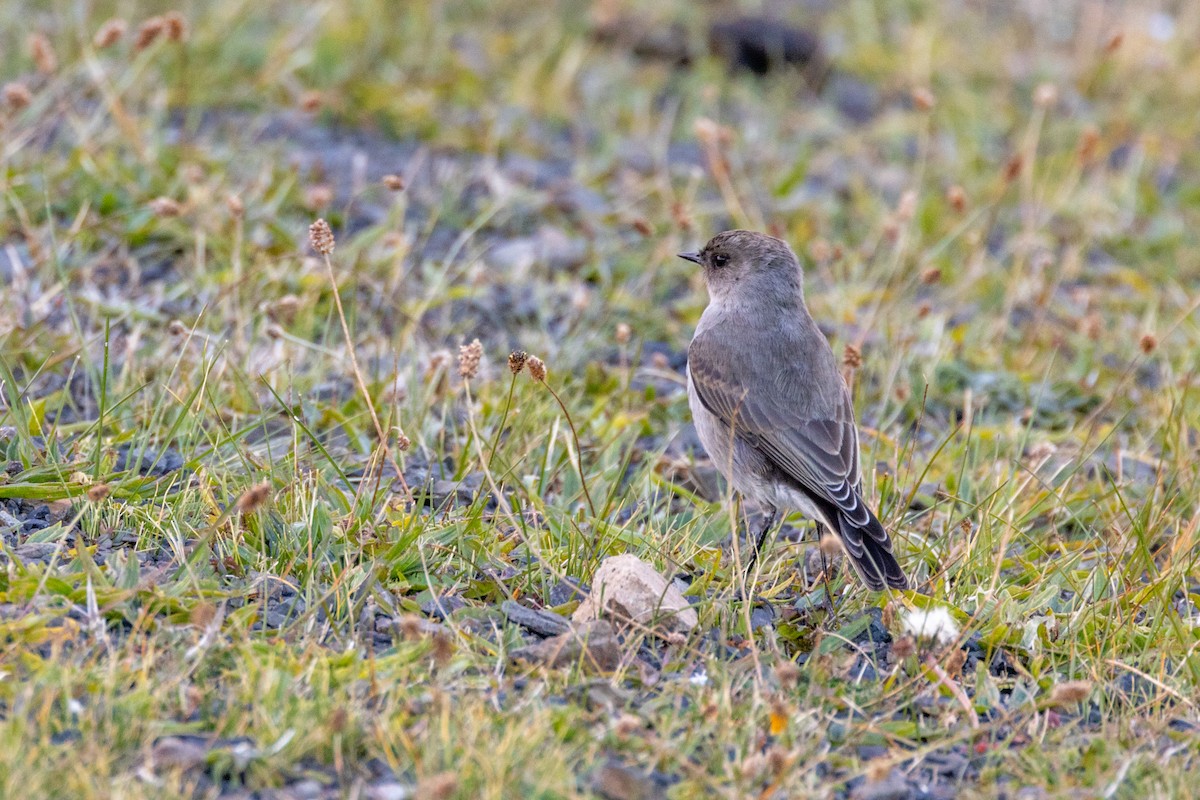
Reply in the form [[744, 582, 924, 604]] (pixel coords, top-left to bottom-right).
[[687, 329, 869, 529]]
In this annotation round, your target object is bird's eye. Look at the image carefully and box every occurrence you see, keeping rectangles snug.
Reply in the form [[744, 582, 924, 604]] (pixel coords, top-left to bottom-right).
[[711, 253, 729, 268]]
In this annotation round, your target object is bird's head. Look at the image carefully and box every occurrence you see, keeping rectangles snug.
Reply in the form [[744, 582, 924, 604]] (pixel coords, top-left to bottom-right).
[[678, 230, 804, 304]]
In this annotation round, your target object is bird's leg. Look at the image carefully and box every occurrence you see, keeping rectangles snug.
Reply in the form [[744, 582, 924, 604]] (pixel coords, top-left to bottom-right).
[[743, 505, 777, 580], [731, 505, 778, 606]]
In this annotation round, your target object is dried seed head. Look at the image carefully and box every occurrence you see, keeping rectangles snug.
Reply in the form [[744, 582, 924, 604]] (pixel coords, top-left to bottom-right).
[[865, 759, 893, 784], [457, 338, 483, 379], [225, 194, 244, 217], [911, 86, 935, 111], [235, 480, 271, 514], [916, 301, 932, 319], [382, 173, 406, 191], [944, 647, 967, 675], [671, 201, 692, 231], [163, 12, 188, 42], [1078, 126, 1101, 164], [3, 83, 32, 111], [920, 267, 942, 285], [167, 319, 187, 336], [397, 614, 423, 639], [93, 18, 127, 49], [304, 184, 333, 211], [1104, 31, 1124, 54], [819, 532, 843, 556], [508, 350, 528, 375], [430, 630, 454, 666], [1080, 312, 1103, 340], [1049, 680, 1093, 706], [149, 196, 182, 217], [891, 635, 915, 660], [87, 483, 111, 502], [28, 33, 57, 74], [135, 16, 167, 49], [526, 355, 546, 382], [1140, 332, 1158, 353], [1003, 154, 1023, 182], [946, 185, 967, 213], [775, 660, 801, 690], [613, 713, 643, 737], [299, 90, 322, 113], [265, 323, 284, 340], [842, 343, 863, 370], [308, 219, 335, 255], [808, 238, 832, 263], [396, 432, 412, 451], [765, 745, 790, 775], [615, 322, 631, 345], [631, 218, 653, 236], [1033, 82, 1058, 109]]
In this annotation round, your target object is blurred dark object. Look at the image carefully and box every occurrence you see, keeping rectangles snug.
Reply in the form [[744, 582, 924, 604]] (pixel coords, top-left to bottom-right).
[[590, 8, 827, 89], [708, 16, 826, 86]]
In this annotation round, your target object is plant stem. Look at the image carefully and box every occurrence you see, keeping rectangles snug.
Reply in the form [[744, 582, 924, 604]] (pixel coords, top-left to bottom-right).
[[539, 379, 596, 518]]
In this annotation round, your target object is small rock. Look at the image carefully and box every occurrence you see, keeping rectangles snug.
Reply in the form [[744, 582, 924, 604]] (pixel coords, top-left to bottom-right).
[[151, 736, 209, 772], [749, 603, 777, 631], [548, 578, 587, 606], [850, 772, 912, 800], [501, 601, 571, 637], [591, 759, 657, 800], [420, 595, 466, 620], [708, 16, 825, 84], [281, 779, 328, 800], [115, 445, 185, 477], [364, 781, 412, 800], [572, 554, 697, 633], [14, 542, 57, 561], [511, 620, 621, 672]]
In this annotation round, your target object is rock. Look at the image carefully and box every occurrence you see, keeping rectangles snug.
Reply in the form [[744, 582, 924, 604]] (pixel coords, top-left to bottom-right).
[[501, 600, 571, 637], [364, 782, 412, 800], [708, 16, 825, 85], [547, 577, 587, 606], [591, 759, 658, 800], [572, 554, 698, 634], [850, 772, 912, 800], [115, 445, 185, 476], [420, 594, 466, 620], [510, 620, 621, 672], [151, 736, 209, 772]]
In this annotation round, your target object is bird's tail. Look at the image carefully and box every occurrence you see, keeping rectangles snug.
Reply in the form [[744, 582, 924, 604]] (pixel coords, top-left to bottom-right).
[[837, 508, 908, 591]]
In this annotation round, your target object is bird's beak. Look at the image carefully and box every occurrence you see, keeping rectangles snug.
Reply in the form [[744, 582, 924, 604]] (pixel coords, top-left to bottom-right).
[[677, 251, 702, 265]]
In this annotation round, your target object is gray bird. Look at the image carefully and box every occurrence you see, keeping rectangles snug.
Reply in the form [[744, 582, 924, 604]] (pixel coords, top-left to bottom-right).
[[680, 230, 908, 590]]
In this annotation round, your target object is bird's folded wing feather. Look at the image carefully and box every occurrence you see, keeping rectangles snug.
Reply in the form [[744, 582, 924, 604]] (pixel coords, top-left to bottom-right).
[[688, 332, 880, 555]]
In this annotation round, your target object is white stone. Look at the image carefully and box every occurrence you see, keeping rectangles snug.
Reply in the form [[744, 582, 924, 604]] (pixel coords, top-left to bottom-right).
[[572, 554, 698, 633]]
